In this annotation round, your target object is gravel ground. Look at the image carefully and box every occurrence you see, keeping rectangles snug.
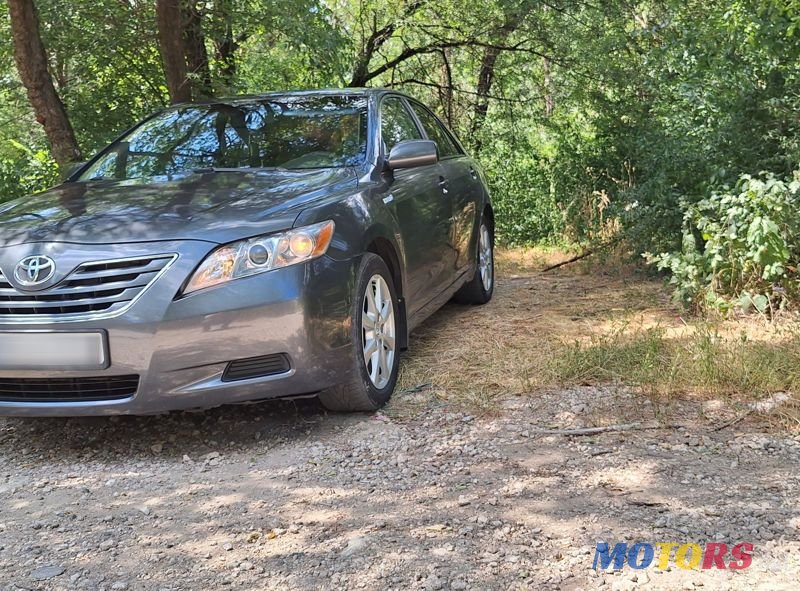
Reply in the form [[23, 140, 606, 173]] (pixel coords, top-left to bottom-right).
[[1, 384, 799, 591]]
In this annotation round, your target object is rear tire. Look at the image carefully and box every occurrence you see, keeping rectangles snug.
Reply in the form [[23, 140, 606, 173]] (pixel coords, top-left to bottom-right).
[[318, 253, 400, 412], [453, 215, 494, 305]]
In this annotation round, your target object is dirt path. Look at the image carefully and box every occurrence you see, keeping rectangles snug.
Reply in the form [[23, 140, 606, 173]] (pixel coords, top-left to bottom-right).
[[1, 260, 799, 590]]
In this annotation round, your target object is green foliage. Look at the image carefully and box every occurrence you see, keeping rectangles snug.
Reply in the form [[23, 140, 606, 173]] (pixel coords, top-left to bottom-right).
[[220, 0, 348, 92], [648, 171, 800, 313], [0, 139, 58, 200], [478, 131, 564, 245], [36, 0, 168, 150], [3, 0, 800, 312]]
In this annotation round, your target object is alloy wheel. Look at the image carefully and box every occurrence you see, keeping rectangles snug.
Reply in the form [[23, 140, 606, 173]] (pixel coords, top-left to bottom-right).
[[479, 223, 493, 292], [361, 274, 396, 389]]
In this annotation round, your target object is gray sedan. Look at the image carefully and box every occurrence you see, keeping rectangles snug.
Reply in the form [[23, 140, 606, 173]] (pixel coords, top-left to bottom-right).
[[0, 89, 494, 415]]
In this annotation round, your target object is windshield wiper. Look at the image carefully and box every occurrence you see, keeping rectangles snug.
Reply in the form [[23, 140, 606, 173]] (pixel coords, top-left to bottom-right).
[[191, 167, 247, 174], [191, 166, 288, 174]]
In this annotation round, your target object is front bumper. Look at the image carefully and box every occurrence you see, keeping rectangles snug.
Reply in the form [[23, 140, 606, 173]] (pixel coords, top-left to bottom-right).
[[0, 240, 357, 416]]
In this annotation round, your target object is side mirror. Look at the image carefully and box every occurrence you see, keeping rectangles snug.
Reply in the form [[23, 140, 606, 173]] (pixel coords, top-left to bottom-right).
[[386, 140, 438, 170]]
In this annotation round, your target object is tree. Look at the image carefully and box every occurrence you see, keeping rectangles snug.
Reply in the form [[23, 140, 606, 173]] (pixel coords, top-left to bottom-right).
[[34, 0, 167, 149], [211, 0, 239, 90], [156, 0, 191, 103], [5, 0, 800, 306], [471, 8, 520, 148], [7, 0, 81, 171], [182, 0, 213, 99]]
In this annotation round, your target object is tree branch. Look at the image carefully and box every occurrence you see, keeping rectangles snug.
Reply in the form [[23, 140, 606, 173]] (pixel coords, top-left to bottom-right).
[[389, 78, 531, 104], [349, 0, 428, 86], [357, 39, 561, 86]]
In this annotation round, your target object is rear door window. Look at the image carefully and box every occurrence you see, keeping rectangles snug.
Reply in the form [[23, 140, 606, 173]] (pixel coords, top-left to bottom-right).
[[410, 105, 461, 159]]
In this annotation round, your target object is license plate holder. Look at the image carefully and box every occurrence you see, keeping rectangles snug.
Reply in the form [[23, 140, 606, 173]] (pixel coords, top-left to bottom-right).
[[0, 331, 108, 370]]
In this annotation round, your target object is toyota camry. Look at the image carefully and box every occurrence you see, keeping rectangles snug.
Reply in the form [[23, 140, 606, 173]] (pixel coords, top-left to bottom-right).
[[0, 89, 494, 415]]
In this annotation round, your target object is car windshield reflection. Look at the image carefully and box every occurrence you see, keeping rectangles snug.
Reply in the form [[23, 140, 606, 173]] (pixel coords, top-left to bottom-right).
[[80, 95, 369, 181]]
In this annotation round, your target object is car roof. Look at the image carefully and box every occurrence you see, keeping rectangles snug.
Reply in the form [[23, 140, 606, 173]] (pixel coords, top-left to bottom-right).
[[182, 88, 407, 107]]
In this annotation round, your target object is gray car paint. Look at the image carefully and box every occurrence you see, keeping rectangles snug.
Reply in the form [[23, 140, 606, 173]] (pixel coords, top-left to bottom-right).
[[0, 168, 357, 248], [0, 89, 491, 416]]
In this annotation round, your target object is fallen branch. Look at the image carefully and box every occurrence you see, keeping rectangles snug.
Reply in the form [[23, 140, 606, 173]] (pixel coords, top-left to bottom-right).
[[711, 409, 753, 432], [541, 237, 622, 273], [399, 383, 433, 395], [529, 422, 645, 436], [627, 498, 666, 507], [541, 248, 597, 272], [528, 422, 684, 436]]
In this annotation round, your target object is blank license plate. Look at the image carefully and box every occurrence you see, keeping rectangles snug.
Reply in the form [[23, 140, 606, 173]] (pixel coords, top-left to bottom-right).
[[0, 332, 107, 370]]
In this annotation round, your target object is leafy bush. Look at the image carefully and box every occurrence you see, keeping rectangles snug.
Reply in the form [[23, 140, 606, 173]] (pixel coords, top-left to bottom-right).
[[480, 143, 565, 246], [647, 172, 800, 314], [0, 140, 59, 203]]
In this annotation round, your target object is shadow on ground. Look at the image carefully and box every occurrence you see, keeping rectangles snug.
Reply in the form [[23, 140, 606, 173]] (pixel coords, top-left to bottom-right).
[[1, 256, 798, 591]]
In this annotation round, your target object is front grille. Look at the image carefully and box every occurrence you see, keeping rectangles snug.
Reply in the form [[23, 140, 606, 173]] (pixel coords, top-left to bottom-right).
[[0, 375, 139, 402], [0, 255, 175, 318], [222, 354, 291, 382]]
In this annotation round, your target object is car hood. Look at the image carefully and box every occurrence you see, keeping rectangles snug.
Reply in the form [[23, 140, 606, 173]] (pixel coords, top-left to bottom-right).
[[0, 168, 357, 247]]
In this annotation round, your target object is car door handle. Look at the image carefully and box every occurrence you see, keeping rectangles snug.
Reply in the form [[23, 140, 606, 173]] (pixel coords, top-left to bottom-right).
[[438, 176, 449, 194]]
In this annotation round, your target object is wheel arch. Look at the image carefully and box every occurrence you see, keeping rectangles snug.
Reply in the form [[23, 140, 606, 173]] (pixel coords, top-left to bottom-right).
[[483, 202, 495, 231]]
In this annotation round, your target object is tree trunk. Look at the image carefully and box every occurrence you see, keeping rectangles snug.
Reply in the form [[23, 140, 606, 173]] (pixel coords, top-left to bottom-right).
[[439, 48, 454, 126], [470, 43, 505, 154], [470, 17, 517, 150], [543, 56, 554, 117], [182, 0, 213, 98], [215, 29, 238, 90], [470, 0, 541, 150], [8, 0, 82, 172], [213, 0, 238, 91], [156, 0, 191, 103]]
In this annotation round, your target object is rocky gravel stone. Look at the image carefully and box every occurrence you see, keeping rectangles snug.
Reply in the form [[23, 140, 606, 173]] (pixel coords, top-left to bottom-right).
[[30, 565, 65, 581], [0, 390, 798, 590]]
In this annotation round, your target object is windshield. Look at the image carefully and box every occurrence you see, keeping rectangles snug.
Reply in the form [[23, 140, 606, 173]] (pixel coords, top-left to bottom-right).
[[80, 95, 368, 181]]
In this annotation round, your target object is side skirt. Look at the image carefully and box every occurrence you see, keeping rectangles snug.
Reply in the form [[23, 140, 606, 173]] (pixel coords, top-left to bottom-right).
[[406, 266, 474, 336]]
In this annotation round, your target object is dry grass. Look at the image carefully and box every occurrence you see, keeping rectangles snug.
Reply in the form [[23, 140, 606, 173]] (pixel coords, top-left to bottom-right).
[[392, 247, 800, 430], [394, 247, 671, 413]]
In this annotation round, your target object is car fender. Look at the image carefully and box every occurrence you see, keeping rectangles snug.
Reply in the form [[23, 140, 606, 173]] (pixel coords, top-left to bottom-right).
[[293, 189, 407, 284], [294, 187, 410, 349]]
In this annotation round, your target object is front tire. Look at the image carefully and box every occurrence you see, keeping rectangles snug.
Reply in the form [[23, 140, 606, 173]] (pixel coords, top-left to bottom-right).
[[453, 216, 494, 305], [318, 253, 400, 412]]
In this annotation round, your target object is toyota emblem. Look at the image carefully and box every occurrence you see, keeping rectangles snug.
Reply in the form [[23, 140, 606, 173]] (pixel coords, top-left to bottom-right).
[[14, 255, 56, 287]]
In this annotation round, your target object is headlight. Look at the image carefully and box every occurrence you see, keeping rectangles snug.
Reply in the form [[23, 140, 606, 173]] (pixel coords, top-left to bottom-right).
[[182, 220, 335, 295]]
